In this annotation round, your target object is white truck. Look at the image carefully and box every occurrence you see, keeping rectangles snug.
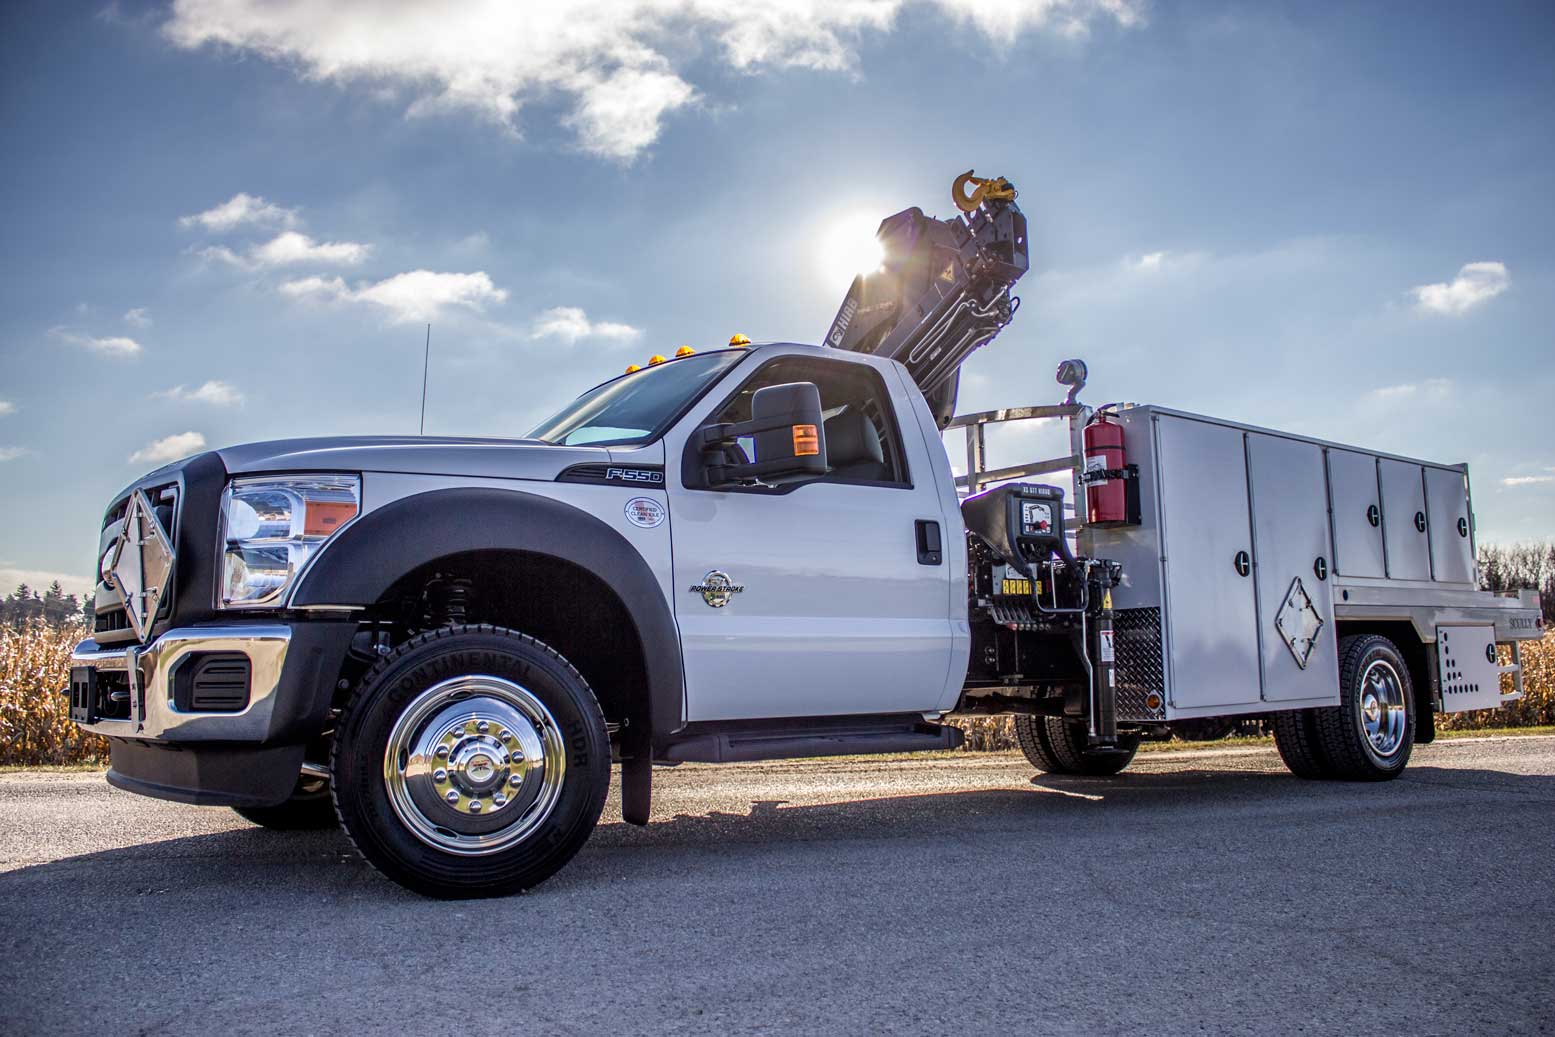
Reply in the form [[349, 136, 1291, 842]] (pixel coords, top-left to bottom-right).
[[68, 174, 1543, 897]]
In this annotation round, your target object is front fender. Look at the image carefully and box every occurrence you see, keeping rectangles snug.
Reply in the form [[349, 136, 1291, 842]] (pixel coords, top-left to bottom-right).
[[292, 487, 684, 741]]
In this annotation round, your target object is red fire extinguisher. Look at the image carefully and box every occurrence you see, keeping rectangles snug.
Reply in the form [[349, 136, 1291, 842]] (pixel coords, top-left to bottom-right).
[[1084, 414, 1128, 525]]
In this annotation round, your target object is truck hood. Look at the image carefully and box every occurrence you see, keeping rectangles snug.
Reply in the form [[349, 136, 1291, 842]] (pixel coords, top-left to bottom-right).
[[216, 435, 613, 482]]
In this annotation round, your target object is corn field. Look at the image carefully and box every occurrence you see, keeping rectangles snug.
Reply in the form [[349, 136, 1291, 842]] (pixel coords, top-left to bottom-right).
[[0, 622, 109, 765], [0, 623, 1550, 766]]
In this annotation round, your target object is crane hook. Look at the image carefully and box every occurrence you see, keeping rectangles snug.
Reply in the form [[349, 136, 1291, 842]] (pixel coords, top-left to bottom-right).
[[952, 169, 1017, 214]]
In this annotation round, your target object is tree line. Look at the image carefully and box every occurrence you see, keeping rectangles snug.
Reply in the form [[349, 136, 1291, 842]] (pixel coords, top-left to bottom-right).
[[1, 540, 1549, 634], [1479, 541, 1555, 622], [2, 582, 94, 629]]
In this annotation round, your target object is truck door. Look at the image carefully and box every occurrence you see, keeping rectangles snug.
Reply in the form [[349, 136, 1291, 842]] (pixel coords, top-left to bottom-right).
[[665, 351, 958, 722]]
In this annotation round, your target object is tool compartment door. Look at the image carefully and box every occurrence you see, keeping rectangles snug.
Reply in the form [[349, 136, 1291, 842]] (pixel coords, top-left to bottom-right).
[[1155, 416, 1261, 711], [1247, 434, 1340, 705], [1379, 459, 1431, 580], [1436, 625, 1503, 711], [1425, 467, 1475, 584], [1326, 449, 1385, 579]]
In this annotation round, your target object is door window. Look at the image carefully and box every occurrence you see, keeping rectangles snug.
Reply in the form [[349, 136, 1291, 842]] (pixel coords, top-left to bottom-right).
[[707, 356, 910, 488]]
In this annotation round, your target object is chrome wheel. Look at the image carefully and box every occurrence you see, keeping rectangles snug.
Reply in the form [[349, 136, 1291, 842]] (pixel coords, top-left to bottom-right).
[[1356, 659, 1408, 763], [383, 675, 566, 856]]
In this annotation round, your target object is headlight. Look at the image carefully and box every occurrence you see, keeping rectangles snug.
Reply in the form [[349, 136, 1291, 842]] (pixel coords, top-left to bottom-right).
[[220, 475, 360, 608]]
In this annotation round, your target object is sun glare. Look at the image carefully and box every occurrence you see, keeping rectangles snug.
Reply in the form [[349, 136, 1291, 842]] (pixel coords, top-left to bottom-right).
[[818, 210, 886, 288]]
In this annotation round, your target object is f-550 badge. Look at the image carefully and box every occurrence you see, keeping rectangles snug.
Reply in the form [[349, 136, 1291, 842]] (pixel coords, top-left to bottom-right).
[[606, 467, 664, 484], [690, 570, 744, 608]]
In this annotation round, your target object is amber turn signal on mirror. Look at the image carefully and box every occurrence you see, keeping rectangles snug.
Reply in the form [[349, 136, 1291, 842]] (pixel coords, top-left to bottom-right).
[[792, 424, 819, 456]]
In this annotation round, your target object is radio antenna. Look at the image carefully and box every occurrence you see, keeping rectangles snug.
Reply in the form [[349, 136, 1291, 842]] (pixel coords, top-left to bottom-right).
[[419, 323, 431, 435]]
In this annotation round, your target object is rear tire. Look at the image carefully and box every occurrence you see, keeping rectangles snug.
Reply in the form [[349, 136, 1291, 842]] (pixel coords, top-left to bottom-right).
[[1271, 709, 1330, 779], [1310, 634, 1415, 781], [332, 625, 611, 899], [1015, 715, 1139, 776], [233, 774, 337, 830]]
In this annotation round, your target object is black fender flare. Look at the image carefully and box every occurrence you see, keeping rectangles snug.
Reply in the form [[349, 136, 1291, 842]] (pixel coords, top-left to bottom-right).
[[292, 487, 684, 746]]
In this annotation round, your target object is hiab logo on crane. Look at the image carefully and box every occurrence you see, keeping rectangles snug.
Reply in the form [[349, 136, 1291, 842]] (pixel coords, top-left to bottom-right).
[[827, 297, 857, 347]]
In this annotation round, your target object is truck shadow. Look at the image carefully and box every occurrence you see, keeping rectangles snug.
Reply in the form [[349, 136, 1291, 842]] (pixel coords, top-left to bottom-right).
[[590, 762, 1555, 852], [2, 763, 1549, 904]]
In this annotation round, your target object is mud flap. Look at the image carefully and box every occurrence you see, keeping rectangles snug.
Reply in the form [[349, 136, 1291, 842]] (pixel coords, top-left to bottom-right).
[[621, 752, 651, 826]]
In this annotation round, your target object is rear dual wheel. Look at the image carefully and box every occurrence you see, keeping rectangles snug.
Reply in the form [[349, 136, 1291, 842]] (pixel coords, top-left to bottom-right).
[[1015, 715, 1140, 776], [1273, 634, 1415, 781]]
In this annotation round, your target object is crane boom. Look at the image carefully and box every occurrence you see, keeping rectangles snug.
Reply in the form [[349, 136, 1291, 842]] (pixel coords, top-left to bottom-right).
[[822, 171, 1030, 427]]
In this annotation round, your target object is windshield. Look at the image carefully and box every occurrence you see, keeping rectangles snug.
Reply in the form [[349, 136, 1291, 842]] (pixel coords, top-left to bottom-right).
[[527, 350, 746, 447]]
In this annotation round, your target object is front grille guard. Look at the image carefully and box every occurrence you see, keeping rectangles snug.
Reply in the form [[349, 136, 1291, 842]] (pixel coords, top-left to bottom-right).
[[93, 481, 180, 643]]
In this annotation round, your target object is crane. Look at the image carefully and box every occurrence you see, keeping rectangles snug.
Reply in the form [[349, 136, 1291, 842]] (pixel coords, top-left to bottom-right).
[[823, 170, 1031, 427]]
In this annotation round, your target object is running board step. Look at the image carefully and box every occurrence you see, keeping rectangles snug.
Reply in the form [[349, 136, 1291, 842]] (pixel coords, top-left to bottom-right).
[[661, 720, 964, 764]]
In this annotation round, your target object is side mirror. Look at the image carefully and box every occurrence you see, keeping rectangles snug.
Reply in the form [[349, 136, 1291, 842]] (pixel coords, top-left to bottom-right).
[[698, 382, 829, 488]]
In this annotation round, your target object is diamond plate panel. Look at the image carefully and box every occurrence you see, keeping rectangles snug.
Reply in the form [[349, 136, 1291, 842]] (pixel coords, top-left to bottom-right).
[[1113, 607, 1165, 721]]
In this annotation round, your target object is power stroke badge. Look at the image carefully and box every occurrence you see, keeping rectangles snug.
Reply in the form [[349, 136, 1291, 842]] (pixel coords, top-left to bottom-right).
[[623, 497, 665, 528], [690, 570, 744, 608]]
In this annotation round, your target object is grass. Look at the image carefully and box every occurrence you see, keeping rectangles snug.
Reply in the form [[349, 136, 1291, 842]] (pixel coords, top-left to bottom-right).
[[0, 762, 109, 774]]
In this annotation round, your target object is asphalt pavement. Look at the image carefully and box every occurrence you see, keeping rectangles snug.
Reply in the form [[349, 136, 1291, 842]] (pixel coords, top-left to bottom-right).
[[2, 736, 1552, 1035]]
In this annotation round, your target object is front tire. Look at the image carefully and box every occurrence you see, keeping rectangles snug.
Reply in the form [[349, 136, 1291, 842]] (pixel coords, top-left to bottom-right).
[[1309, 634, 1415, 781], [1014, 715, 1140, 776], [332, 625, 611, 898], [233, 774, 337, 830]]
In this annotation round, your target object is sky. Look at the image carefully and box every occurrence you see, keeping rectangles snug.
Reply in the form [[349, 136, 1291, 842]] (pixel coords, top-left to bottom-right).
[[1, 0, 1553, 596]]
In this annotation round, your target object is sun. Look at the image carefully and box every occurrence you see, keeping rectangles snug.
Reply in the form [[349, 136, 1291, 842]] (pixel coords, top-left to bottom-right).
[[817, 210, 886, 288]]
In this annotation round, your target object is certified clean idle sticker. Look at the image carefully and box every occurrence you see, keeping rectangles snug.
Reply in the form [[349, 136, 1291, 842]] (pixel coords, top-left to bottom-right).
[[624, 497, 666, 529]]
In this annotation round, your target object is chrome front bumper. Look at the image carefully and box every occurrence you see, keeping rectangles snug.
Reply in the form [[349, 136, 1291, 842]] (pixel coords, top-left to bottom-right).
[[70, 626, 292, 742]]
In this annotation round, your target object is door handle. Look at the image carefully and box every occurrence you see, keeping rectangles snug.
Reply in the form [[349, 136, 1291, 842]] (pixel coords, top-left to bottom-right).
[[915, 520, 943, 566], [1233, 550, 1251, 578]]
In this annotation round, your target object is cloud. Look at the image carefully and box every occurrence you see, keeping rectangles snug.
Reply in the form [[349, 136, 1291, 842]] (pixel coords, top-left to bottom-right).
[[279, 270, 508, 323], [1363, 378, 1453, 404], [1129, 250, 1206, 273], [129, 431, 207, 465], [0, 400, 14, 416], [1410, 261, 1510, 315], [530, 306, 643, 343], [163, 0, 1141, 161], [1502, 475, 1553, 487], [123, 307, 152, 327], [0, 446, 28, 462], [50, 327, 143, 356], [935, 0, 1146, 38], [154, 380, 245, 406], [199, 231, 371, 269], [180, 192, 298, 231]]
